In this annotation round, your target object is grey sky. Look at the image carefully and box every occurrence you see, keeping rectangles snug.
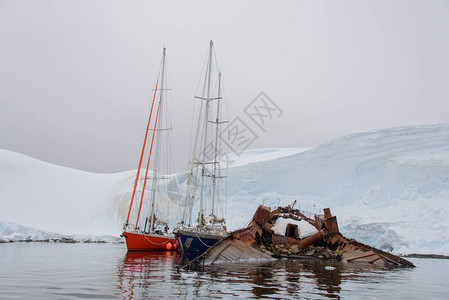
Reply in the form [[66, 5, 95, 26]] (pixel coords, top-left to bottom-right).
[[1, 0, 449, 173]]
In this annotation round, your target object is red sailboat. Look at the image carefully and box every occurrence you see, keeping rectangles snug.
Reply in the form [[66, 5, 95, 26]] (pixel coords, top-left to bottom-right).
[[122, 48, 176, 251]]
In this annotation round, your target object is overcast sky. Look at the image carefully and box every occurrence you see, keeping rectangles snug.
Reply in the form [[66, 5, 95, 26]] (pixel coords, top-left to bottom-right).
[[1, 0, 449, 173]]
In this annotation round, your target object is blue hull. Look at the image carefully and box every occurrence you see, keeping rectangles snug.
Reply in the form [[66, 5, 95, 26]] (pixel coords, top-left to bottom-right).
[[176, 231, 222, 258]]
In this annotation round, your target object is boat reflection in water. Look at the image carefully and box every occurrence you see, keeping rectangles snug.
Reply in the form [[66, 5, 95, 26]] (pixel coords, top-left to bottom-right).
[[117, 251, 179, 299], [116, 249, 408, 299]]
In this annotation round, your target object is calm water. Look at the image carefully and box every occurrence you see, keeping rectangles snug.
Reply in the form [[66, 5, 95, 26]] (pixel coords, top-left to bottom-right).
[[0, 243, 448, 299]]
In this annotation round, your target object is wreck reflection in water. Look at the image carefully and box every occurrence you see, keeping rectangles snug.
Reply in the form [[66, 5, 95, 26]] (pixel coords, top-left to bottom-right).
[[116, 251, 425, 299], [200, 259, 355, 299]]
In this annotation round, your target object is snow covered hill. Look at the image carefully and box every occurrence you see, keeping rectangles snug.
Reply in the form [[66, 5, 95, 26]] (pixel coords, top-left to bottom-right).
[[225, 124, 449, 255], [0, 150, 134, 238], [1, 124, 449, 255]]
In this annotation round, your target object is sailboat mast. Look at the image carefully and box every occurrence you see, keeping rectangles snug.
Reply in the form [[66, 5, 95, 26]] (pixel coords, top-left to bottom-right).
[[149, 47, 166, 232], [199, 40, 214, 225], [211, 71, 222, 215], [125, 81, 158, 227]]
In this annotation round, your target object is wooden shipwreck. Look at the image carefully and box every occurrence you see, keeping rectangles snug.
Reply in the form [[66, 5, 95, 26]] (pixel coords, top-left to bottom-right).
[[181, 204, 414, 270]]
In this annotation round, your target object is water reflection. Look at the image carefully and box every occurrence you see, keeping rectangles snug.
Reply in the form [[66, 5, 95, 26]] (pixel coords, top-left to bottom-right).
[[116, 251, 407, 299], [1, 244, 445, 299], [201, 259, 342, 299], [117, 251, 179, 299]]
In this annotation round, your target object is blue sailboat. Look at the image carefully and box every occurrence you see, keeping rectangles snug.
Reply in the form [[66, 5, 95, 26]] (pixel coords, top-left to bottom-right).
[[175, 40, 228, 257]]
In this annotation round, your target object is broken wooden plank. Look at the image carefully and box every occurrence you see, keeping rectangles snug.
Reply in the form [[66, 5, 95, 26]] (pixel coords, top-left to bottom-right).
[[345, 250, 377, 262]]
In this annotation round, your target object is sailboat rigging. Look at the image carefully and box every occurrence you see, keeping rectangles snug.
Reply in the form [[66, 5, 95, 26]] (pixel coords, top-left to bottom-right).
[[175, 40, 229, 256], [122, 47, 176, 251]]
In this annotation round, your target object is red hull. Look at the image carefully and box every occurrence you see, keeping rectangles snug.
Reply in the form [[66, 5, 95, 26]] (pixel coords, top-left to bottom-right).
[[123, 231, 176, 251]]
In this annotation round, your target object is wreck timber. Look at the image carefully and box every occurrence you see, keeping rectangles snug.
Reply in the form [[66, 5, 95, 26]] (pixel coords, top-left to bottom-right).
[[181, 205, 414, 270]]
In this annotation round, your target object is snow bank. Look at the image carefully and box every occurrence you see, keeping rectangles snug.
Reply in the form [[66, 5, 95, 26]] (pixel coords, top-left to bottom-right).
[[227, 148, 311, 168], [1, 124, 449, 255], [0, 221, 122, 243], [0, 150, 133, 237]]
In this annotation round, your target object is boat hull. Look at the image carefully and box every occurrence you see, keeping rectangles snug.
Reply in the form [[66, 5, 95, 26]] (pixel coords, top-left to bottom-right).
[[122, 231, 176, 251], [176, 230, 223, 257]]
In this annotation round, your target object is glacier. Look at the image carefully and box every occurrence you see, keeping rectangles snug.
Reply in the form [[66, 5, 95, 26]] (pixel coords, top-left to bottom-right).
[[1, 124, 448, 255]]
